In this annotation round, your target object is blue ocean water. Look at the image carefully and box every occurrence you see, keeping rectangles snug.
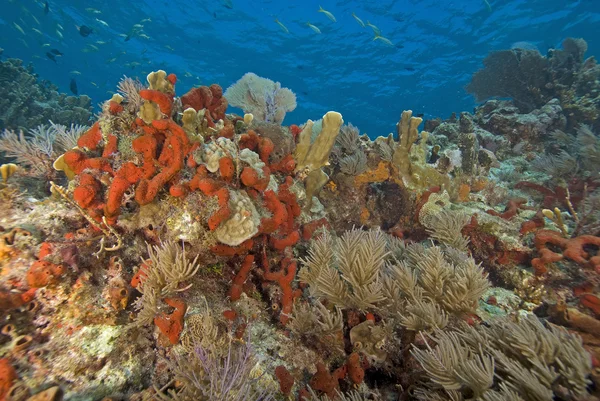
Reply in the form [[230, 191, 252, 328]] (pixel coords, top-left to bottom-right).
[[1, 0, 598, 136]]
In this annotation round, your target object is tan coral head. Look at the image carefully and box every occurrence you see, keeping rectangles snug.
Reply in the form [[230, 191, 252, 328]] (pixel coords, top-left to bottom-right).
[[0, 163, 18, 183]]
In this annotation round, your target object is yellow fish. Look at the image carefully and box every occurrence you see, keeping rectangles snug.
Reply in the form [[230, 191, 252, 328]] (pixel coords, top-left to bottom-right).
[[366, 21, 381, 36], [352, 12, 365, 28], [13, 23, 25, 35], [373, 34, 393, 47], [306, 22, 321, 34], [274, 18, 289, 34], [95, 18, 109, 27], [318, 6, 336, 22]]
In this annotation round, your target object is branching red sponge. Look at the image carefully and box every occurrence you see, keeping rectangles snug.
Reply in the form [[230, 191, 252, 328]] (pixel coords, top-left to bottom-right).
[[229, 254, 255, 301], [77, 122, 102, 150], [140, 89, 173, 116], [211, 239, 254, 257], [154, 297, 186, 345], [532, 229, 600, 274], [263, 257, 301, 325], [260, 190, 288, 234], [105, 162, 143, 222], [73, 173, 102, 209], [135, 135, 184, 205]]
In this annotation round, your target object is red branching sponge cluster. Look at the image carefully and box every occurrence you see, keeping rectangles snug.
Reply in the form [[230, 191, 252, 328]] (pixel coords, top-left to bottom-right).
[[262, 255, 302, 325], [298, 353, 366, 399], [154, 297, 186, 344], [26, 243, 65, 288], [229, 254, 255, 301], [531, 229, 600, 274], [275, 365, 294, 396], [486, 197, 529, 220], [180, 84, 228, 127]]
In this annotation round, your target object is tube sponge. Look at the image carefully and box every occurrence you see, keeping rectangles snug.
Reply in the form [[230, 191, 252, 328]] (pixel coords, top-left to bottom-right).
[[295, 111, 343, 172]]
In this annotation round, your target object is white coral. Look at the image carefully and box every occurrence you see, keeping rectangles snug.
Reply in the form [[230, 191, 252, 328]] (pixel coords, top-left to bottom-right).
[[214, 190, 260, 246], [202, 137, 237, 173]]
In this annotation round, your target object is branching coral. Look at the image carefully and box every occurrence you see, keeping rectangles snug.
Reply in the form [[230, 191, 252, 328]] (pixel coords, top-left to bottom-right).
[[0, 123, 88, 177], [411, 315, 593, 401], [158, 340, 275, 401], [132, 241, 200, 326], [224, 72, 296, 124], [300, 229, 489, 325]]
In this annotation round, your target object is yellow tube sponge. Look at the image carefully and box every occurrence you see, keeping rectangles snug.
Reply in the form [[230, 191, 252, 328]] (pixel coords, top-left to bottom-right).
[[0, 163, 17, 183], [146, 70, 173, 93], [295, 111, 343, 172]]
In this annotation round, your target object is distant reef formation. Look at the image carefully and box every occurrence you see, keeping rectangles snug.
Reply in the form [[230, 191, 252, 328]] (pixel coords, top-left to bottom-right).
[[0, 58, 93, 131], [467, 38, 600, 131]]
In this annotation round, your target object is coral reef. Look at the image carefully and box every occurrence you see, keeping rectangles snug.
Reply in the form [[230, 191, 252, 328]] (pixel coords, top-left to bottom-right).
[[0, 59, 92, 131], [1, 37, 600, 401]]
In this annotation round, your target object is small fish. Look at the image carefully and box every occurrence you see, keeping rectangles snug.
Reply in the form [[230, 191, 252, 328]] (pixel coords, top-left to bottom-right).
[[95, 18, 109, 27], [306, 22, 321, 34], [50, 48, 63, 56], [318, 6, 336, 22], [274, 18, 289, 34], [484, 0, 492, 12], [138, 33, 150, 39], [95, 40, 107, 45], [46, 52, 57, 62], [70, 70, 81, 75], [184, 71, 193, 78], [222, 0, 233, 9], [42, 43, 51, 47], [133, 24, 144, 29], [352, 12, 365, 28], [90, 82, 98, 87], [13, 23, 25, 35], [44, 1, 49, 15], [85, 8, 101, 14], [164, 45, 175, 51], [84, 44, 99, 52], [69, 78, 78, 95], [373, 34, 393, 46], [19, 39, 29, 49], [140, 18, 152, 23], [55, 29, 63, 39], [141, 48, 148, 55], [366, 20, 381, 36], [32, 28, 43, 35], [106, 57, 117, 63], [57, 23, 63, 31], [32, 15, 40, 25], [77, 25, 93, 37]]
